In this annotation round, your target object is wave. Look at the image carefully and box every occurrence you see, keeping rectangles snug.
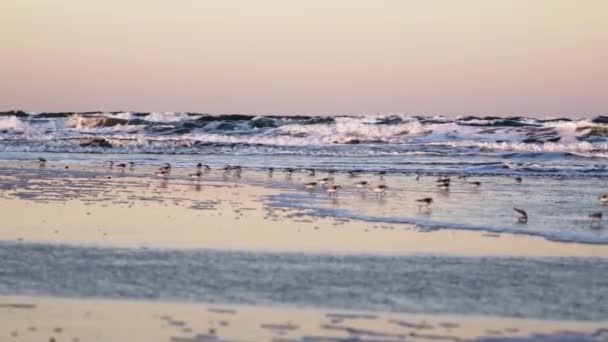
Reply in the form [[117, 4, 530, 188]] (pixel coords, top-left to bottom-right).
[[0, 112, 607, 159]]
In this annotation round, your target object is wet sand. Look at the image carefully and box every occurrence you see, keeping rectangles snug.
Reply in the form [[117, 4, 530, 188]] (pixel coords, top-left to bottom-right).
[[0, 162, 606, 257], [1, 295, 607, 342], [1, 161, 607, 341]]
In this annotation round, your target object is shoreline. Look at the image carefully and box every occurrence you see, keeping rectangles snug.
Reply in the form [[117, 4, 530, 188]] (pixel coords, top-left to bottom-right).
[[0, 161, 606, 257]]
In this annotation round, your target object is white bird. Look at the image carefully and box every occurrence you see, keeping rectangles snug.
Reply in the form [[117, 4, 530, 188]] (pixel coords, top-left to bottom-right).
[[468, 181, 482, 188], [416, 197, 433, 207], [317, 177, 333, 185], [155, 169, 169, 177], [371, 184, 388, 197], [325, 184, 342, 197], [304, 182, 317, 189], [189, 171, 203, 179], [599, 194, 608, 204], [354, 181, 369, 188]]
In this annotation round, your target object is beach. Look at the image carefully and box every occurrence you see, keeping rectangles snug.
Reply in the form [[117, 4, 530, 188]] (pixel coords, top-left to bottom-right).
[[1, 157, 607, 341]]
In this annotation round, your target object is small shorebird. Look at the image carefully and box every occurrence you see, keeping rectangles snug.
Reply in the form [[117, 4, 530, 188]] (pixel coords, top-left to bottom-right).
[[129, 161, 135, 170], [284, 168, 294, 174], [325, 184, 342, 197], [317, 177, 333, 185], [38, 158, 47, 166], [437, 179, 450, 190], [589, 211, 603, 222], [267, 167, 274, 177], [304, 182, 317, 189], [354, 180, 369, 188], [155, 169, 169, 177], [514, 208, 528, 223], [115, 163, 127, 170], [305, 168, 316, 176], [414, 173, 420, 181], [416, 197, 433, 207], [108, 161, 114, 168], [599, 194, 608, 204], [371, 184, 388, 197], [196, 163, 211, 171], [515, 177, 523, 184], [348, 170, 362, 177], [468, 181, 481, 188], [189, 170, 203, 179]]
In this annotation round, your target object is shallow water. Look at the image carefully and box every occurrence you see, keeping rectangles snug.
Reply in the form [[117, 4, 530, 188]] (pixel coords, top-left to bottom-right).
[[1, 242, 607, 321]]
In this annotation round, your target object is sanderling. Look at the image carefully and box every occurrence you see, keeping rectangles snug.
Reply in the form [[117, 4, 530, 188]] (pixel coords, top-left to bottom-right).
[[354, 180, 369, 188], [468, 181, 481, 188], [589, 212, 603, 228], [305, 168, 316, 176], [371, 184, 388, 196], [599, 194, 608, 204], [38, 158, 47, 166], [190, 170, 203, 179], [348, 170, 362, 177], [304, 182, 317, 189], [325, 184, 342, 197], [514, 208, 528, 223], [416, 197, 433, 206], [155, 169, 169, 177], [317, 177, 333, 185], [515, 177, 523, 184]]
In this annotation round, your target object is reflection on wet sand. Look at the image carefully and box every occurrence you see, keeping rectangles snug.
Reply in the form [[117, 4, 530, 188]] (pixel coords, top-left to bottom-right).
[[1, 295, 607, 342], [0, 161, 606, 256]]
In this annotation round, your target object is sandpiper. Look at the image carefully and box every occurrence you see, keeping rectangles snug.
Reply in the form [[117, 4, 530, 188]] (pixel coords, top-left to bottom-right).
[[599, 194, 608, 204], [317, 177, 333, 185], [589, 211, 603, 221], [372, 184, 388, 197], [197, 163, 211, 171], [589, 212, 603, 227], [115, 163, 127, 169], [325, 184, 342, 197], [284, 168, 294, 174], [348, 170, 362, 177], [468, 181, 482, 188], [305, 168, 316, 176], [158, 163, 171, 173], [414, 173, 420, 181], [155, 169, 169, 177], [515, 177, 523, 184], [355, 180, 369, 188], [268, 167, 274, 177], [514, 208, 528, 223], [304, 182, 317, 189], [38, 158, 47, 166], [437, 178, 450, 189], [416, 197, 433, 206], [190, 170, 203, 179]]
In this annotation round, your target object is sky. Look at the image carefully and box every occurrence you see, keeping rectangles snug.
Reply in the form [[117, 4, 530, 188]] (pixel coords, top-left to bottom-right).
[[1, 0, 607, 117]]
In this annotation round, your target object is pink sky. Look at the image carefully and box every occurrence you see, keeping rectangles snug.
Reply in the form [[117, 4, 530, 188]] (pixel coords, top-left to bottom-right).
[[1, 0, 607, 116]]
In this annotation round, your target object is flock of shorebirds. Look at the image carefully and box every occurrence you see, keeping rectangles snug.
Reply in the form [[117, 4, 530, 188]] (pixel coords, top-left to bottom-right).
[[37, 158, 607, 228]]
